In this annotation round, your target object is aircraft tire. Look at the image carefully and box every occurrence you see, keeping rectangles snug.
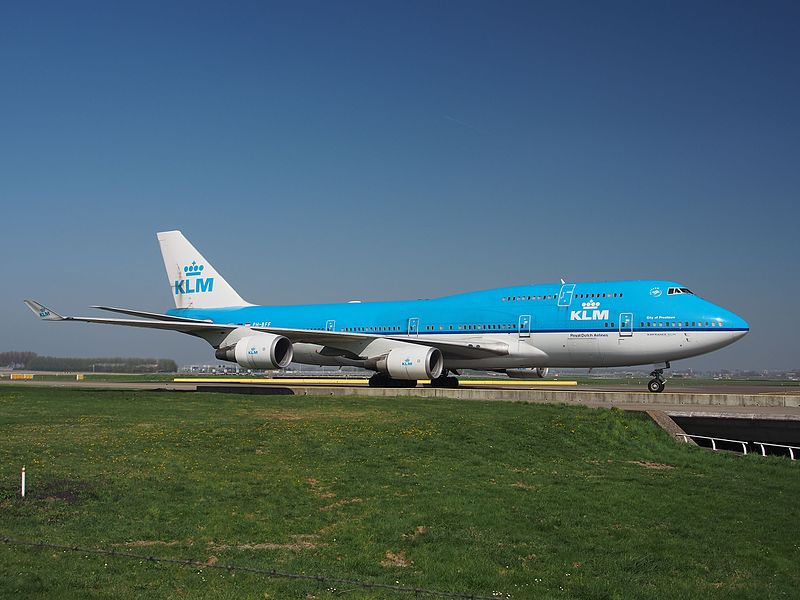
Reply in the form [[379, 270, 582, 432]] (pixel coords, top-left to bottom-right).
[[431, 376, 459, 388], [369, 373, 389, 387], [369, 373, 417, 388], [647, 379, 665, 393]]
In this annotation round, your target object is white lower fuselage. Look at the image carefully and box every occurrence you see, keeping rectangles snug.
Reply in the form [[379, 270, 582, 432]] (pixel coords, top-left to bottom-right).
[[292, 329, 747, 371]]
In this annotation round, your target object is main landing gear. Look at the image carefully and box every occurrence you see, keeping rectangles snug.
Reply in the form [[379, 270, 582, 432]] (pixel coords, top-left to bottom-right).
[[368, 373, 417, 388], [429, 370, 460, 388], [647, 362, 670, 393]]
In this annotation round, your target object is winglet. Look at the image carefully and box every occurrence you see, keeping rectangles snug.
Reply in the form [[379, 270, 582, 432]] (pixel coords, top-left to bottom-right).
[[24, 300, 66, 321]]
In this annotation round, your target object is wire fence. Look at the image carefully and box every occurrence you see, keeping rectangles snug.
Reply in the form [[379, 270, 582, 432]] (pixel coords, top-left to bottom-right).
[[1, 536, 500, 599]]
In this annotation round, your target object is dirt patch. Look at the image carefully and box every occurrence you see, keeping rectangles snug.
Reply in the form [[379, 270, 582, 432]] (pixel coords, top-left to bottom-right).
[[381, 550, 412, 568], [120, 540, 182, 547], [33, 480, 94, 504], [512, 481, 538, 491], [240, 408, 373, 421], [305, 478, 337, 499], [402, 526, 428, 540], [208, 534, 321, 552], [627, 461, 676, 470], [321, 497, 362, 511]]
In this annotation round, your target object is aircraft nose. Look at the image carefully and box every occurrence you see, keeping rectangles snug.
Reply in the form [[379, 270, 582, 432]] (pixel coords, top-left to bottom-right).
[[728, 312, 749, 341]]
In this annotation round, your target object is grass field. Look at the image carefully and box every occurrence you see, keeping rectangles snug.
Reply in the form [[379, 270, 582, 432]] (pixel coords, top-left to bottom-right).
[[1, 386, 798, 599]]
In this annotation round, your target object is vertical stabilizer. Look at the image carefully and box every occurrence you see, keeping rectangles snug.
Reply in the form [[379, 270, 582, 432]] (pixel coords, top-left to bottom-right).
[[157, 231, 250, 309]]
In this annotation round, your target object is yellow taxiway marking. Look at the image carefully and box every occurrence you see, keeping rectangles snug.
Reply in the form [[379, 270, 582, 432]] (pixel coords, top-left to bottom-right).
[[174, 377, 577, 386]]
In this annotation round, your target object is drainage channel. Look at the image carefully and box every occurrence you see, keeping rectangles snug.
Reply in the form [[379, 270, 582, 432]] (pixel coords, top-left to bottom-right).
[[671, 416, 800, 458]]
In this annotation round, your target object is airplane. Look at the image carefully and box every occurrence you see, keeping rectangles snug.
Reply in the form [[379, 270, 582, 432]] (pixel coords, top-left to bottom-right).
[[25, 230, 749, 392]]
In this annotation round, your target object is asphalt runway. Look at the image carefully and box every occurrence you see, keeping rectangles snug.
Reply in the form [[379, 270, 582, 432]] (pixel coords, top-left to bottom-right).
[[3, 378, 798, 421], [2, 377, 797, 396]]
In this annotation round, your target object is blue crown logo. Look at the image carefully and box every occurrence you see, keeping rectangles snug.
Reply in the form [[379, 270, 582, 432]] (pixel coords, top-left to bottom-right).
[[183, 261, 205, 277]]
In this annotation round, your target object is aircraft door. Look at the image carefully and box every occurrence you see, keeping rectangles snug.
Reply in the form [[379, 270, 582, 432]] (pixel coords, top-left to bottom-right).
[[558, 284, 575, 307], [619, 312, 633, 337], [518, 314, 531, 338], [407, 317, 419, 336], [326, 320, 336, 332]]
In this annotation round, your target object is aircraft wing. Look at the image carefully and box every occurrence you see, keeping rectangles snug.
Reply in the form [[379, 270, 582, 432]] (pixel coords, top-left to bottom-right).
[[383, 335, 509, 358], [24, 300, 229, 334], [91, 305, 214, 323], [25, 300, 510, 359]]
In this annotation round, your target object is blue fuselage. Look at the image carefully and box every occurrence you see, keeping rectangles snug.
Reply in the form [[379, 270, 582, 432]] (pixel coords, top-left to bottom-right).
[[169, 279, 748, 339]]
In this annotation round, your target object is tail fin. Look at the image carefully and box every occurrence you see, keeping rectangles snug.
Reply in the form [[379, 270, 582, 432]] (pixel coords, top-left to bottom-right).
[[157, 231, 251, 309]]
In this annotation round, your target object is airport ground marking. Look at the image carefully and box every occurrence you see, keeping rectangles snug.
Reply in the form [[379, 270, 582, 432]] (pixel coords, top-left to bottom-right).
[[174, 377, 578, 386]]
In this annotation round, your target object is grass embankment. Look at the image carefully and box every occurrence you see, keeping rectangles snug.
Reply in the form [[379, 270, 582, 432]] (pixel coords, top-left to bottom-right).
[[0, 387, 798, 599]]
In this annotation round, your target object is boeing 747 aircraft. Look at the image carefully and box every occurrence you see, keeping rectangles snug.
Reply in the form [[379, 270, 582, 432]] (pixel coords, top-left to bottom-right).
[[26, 231, 749, 392]]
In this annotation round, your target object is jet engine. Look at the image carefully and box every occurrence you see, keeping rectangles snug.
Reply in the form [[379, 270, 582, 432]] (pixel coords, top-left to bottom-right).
[[370, 346, 443, 380], [215, 333, 293, 370], [506, 367, 549, 379]]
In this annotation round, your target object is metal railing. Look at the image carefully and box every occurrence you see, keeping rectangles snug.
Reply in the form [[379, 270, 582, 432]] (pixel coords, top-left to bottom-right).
[[753, 442, 799, 460], [676, 433, 748, 454], [676, 434, 799, 460]]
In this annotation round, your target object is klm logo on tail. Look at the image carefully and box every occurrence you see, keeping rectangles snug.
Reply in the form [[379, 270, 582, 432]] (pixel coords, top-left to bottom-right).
[[570, 300, 609, 321], [174, 261, 214, 295]]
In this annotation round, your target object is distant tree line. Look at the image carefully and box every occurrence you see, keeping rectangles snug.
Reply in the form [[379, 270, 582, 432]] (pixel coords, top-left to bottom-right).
[[2, 351, 177, 373], [0, 351, 37, 368]]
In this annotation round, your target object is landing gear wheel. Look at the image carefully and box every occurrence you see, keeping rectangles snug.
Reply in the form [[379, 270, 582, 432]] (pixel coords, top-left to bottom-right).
[[369, 373, 389, 388], [430, 375, 459, 388], [646, 364, 669, 393], [368, 373, 417, 388]]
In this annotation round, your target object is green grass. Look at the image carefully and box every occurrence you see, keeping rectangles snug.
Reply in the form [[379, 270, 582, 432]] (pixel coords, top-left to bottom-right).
[[0, 386, 798, 599]]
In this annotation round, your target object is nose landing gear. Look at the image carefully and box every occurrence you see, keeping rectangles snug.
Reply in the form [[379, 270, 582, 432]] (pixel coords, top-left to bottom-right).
[[647, 362, 670, 393]]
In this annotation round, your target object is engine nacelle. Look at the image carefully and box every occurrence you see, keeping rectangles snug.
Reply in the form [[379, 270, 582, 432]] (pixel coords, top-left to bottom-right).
[[506, 367, 549, 379], [372, 346, 443, 380], [215, 333, 293, 370]]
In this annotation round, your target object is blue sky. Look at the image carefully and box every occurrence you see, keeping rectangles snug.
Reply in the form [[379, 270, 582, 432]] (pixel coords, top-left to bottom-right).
[[1, 1, 798, 370]]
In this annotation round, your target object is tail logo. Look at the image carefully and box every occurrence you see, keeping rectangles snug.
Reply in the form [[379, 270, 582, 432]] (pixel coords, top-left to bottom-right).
[[175, 261, 214, 295], [39, 309, 51, 318]]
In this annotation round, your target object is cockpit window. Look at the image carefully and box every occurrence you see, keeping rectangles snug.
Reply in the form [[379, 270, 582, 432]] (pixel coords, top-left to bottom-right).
[[668, 287, 694, 295]]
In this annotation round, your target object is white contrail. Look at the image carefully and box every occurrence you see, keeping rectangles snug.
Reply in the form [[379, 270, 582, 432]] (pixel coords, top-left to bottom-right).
[[443, 114, 480, 132]]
